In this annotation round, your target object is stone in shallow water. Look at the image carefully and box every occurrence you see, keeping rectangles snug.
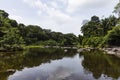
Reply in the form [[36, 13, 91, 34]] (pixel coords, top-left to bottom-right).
[[6, 69, 16, 73]]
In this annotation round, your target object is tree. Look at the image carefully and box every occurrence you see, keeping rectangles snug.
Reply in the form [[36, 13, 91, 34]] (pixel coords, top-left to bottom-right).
[[45, 39, 57, 46], [78, 35, 83, 45], [23, 25, 43, 45], [113, 2, 120, 18], [0, 28, 25, 51], [101, 15, 118, 36], [103, 26, 120, 46], [81, 16, 102, 37], [0, 20, 3, 27], [0, 10, 9, 18], [9, 19, 18, 27], [91, 16, 100, 23], [0, 9, 79, 50], [64, 33, 77, 46]]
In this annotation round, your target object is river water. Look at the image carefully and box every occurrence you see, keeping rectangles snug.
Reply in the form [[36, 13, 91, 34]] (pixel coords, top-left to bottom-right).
[[0, 48, 120, 80]]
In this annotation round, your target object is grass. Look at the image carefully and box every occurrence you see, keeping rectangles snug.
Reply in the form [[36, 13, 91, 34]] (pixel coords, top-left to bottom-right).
[[24, 45, 44, 50]]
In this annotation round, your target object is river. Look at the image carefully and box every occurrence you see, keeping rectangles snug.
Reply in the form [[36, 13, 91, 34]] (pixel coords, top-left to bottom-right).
[[0, 48, 120, 80]]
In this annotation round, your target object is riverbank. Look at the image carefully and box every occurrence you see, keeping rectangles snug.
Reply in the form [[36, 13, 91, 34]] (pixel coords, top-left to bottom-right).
[[1, 45, 120, 58], [77, 47, 120, 58], [102, 47, 120, 58], [0, 45, 78, 52]]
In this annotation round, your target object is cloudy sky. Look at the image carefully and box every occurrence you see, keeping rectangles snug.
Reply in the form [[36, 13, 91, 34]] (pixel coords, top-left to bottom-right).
[[0, 0, 118, 35]]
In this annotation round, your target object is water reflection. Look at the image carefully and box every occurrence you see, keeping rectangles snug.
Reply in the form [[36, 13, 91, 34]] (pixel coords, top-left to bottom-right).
[[81, 50, 120, 80], [0, 48, 120, 80], [0, 48, 76, 80], [8, 54, 84, 80]]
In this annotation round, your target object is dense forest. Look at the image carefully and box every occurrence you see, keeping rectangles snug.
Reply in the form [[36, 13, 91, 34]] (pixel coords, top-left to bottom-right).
[[79, 2, 120, 48], [0, 10, 78, 51], [79, 15, 119, 48], [0, 2, 120, 51]]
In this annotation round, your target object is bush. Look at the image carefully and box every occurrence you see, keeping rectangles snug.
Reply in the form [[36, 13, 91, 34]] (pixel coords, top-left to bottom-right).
[[101, 26, 120, 47]]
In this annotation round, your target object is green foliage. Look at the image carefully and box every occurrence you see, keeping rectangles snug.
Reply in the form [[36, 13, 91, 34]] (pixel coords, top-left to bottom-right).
[[81, 15, 102, 37], [38, 40, 57, 46], [102, 26, 120, 46], [82, 37, 103, 48], [0, 28, 25, 51], [64, 33, 78, 46], [25, 45, 44, 49], [80, 15, 118, 48], [91, 16, 100, 23], [88, 37, 103, 48], [113, 2, 120, 17], [101, 16, 118, 35], [0, 10, 78, 51], [0, 10, 9, 18], [81, 15, 117, 38], [8, 19, 18, 27], [78, 35, 83, 45]]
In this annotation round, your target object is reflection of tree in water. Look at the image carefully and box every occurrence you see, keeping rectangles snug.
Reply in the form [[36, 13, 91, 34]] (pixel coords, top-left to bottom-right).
[[22, 48, 77, 68], [0, 48, 77, 80], [81, 50, 120, 79]]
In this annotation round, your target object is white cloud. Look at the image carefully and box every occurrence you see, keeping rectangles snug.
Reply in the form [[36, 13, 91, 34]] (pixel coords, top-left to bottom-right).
[[67, 0, 86, 13], [0, 0, 117, 35], [50, 1, 59, 9], [23, 0, 35, 7], [47, 8, 72, 25], [9, 15, 23, 23], [23, 0, 72, 24], [21, 0, 117, 35], [22, 0, 113, 18], [66, 0, 112, 13], [5, 9, 23, 23]]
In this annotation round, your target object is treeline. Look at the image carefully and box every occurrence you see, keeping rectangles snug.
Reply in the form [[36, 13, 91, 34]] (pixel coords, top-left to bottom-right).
[[79, 15, 120, 48], [1, 1, 120, 51], [0, 10, 78, 51], [78, 2, 120, 48]]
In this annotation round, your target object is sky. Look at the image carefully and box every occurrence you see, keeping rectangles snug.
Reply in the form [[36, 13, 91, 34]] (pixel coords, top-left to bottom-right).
[[0, 0, 118, 35]]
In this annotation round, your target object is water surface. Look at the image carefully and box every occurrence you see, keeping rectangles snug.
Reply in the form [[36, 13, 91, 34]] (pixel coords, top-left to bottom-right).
[[0, 48, 120, 80]]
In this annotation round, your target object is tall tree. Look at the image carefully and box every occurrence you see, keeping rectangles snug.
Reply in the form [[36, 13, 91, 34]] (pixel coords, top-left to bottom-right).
[[113, 1, 120, 18], [101, 15, 118, 36], [81, 16, 102, 37]]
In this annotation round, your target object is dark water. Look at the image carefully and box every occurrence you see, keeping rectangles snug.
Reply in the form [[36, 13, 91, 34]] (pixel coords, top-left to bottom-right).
[[0, 48, 120, 80]]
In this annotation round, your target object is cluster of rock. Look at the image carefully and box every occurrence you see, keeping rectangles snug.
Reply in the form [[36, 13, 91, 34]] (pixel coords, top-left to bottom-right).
[[102, 47, 120, 57], [77, 47, 120, 58], [77, 48, 95, 53]]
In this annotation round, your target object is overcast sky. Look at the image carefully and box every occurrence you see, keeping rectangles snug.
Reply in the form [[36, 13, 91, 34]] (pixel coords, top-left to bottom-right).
[[0, 0, 118, 35]]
